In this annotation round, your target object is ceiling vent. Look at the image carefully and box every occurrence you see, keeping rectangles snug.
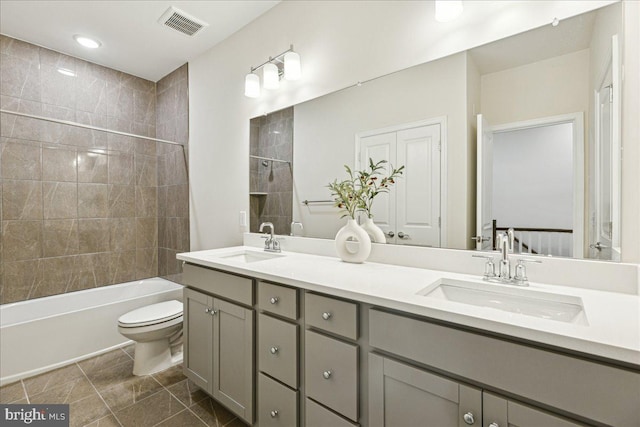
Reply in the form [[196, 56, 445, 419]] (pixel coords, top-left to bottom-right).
[[158, 6, 208, 37]]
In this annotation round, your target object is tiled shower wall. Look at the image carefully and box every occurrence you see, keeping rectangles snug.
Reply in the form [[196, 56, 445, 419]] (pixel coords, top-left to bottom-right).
[[156, 64, 189, 280], [249, 107, 293, 234], [0, 35, 189, 303]]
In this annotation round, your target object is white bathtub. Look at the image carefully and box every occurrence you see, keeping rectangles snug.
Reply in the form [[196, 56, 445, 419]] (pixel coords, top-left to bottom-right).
[[0, 277, 183, 385]]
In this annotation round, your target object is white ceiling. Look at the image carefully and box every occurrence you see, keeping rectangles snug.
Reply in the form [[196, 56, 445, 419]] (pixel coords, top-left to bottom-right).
[[469, 8, 596, 75], [0, 0, 279, 82]]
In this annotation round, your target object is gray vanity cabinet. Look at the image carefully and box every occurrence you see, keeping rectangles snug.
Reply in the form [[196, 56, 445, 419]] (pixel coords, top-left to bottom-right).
[[369, 353, 482, 427], [483, 392, 583, 427], [182, 271, 254, 425]]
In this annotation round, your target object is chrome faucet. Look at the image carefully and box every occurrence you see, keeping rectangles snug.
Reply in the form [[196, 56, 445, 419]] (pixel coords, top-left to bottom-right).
[[290, 221, 303, 236], [497, 229, 515, 282], [259, 222, 281, 252], [472, 228, 541, 286]]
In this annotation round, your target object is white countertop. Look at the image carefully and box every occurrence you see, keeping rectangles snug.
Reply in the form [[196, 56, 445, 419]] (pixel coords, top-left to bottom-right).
[[177, 246, 640, 367]]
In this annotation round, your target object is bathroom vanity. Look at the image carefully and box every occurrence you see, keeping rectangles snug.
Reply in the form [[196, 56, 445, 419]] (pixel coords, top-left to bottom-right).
[[177, 247, 640, 427]]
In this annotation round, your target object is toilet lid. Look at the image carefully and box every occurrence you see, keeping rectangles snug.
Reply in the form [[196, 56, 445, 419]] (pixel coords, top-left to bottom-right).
[[118, 300, 183, 327]]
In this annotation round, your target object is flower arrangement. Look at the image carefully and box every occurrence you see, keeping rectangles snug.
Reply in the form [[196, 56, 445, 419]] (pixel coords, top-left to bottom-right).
[[328, 159, 404, 219]]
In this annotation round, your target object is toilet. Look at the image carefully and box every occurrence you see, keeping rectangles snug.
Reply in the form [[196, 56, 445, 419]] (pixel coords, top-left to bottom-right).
[[117, 300, 184, 376]]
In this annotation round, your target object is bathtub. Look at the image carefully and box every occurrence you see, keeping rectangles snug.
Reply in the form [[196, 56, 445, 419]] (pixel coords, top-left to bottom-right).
[[0, 277, 183, 385]]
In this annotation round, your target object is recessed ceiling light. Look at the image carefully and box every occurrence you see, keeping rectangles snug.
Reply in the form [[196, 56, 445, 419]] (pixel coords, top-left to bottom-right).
[[73, 35, 101, 49]]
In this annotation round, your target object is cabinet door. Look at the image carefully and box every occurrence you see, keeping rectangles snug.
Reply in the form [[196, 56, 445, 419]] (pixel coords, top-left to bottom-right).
[[369, 353, 481, 427], [483, 392, 583, 427], [212, 298, 254, 424], [183, 288, 213, 393]]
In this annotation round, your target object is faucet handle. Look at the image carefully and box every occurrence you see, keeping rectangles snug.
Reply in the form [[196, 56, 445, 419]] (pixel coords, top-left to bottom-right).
[[513, 258, 542, 285], [472, 254, 496, 279]]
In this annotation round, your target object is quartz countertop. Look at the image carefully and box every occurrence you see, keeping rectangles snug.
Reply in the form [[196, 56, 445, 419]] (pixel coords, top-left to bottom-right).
[[177, 246, 640, 367]]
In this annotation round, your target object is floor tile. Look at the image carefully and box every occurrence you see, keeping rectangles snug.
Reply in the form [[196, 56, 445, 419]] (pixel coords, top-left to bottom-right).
[[99, 375, 163, 412], [69, 391, 112, 427], [224, 418, 248, 427], [84, 414, 121, 427], [152, 364, 185, 388], [166, 379, 207, 407], [114, 389, 185, 427], [122, 345, 135, 359], [0, 381, 26, 403], [85, 359, 135, 391], [189, 397, 237, 427], [78, 349, 132, 375], [29, 376, 95, 404], [22, 363, 85, 397], [154, 409, 207, 427]]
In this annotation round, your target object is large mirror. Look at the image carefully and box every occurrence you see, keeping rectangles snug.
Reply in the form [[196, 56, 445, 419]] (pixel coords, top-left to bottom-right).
[[250, 2, 624, 261]]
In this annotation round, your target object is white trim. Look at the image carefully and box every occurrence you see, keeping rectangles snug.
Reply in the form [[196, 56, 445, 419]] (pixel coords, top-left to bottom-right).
[[354, 116, 448, 248], [491, 113, 585, 259]]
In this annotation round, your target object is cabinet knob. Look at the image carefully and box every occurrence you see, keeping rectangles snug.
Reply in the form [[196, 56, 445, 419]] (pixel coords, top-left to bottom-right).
[[322, 370, 332, 379], [204, 308, 210, 314], [397, 231, 410, 239], [270, 297, 279, 304], [270, 346, 279, 355], [211, 310, 218, 316], [322, 312, 332, 320], [463, 412, 475, 425], [270, 410, 279, 418], [489, 423, 499, 427]]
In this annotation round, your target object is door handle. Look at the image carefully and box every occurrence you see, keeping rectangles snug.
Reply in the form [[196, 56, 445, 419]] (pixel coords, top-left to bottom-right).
[[397, 232, 410, 239], [590, 242, 609, 251]]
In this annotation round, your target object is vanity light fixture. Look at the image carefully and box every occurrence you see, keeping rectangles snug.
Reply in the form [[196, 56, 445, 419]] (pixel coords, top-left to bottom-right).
[[73, 35, 101, 49], [434, 0, 464, 23], [244, 45, 301, 98]]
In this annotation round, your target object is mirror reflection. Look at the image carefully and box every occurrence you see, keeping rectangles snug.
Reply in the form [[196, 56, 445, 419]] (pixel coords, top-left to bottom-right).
[[249, 2, 623, 261]]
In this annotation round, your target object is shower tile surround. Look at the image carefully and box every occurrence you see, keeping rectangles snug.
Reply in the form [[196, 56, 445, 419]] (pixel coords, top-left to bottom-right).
[[249, 107, 293, 234], [0, 346, 246, 427], [0, 36, 189, 303]]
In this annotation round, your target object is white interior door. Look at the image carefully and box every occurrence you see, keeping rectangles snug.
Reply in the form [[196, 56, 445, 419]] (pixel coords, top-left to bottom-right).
[[592, 35, 621, 261], [395, 124, 441, 247], [476, 114, 494, 250], [359, 132, 397, 243]]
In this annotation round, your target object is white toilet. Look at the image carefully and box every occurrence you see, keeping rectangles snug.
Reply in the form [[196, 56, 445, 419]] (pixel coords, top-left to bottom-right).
[[117, 300, 184, 376]]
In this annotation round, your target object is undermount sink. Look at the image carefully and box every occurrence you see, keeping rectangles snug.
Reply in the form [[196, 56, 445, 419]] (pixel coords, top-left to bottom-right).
[[218, 250, 285, 263], [417, 278, 588, 325]]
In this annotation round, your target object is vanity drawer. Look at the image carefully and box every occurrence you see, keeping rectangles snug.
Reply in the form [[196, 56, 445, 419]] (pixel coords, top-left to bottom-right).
[[183, 263, 253, 306], [258, 373, 298, 427], [305, 330, 359, 421], [258, 281, 298, 320], [306, 398, 359, 427], [258, 313, 299, 388], [305, 293, 358, 340]]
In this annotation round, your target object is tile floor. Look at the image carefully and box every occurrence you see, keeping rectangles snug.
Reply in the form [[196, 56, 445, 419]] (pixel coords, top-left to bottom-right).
[[0, 346, 247, 427]]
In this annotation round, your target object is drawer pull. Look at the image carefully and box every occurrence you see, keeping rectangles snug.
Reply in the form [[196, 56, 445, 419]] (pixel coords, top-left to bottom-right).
[[322, 370, 332, 379], [270, 410, 279, 418], [270, 346, 279, 355], [463, 412, 475, 425], [270, 297, 279, 304], [322, 312, 332, 320]]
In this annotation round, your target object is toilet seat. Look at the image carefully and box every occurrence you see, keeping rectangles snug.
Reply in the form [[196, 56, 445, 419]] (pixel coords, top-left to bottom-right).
[[118, 300, 183, 328]]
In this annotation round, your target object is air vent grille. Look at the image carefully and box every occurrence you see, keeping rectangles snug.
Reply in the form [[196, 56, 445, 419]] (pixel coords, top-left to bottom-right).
[[158, 6, 208, 36]]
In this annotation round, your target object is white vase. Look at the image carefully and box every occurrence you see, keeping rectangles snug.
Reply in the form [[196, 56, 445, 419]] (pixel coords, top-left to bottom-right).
[[361, 216, 386, 243], [335, 218, 372, 263]]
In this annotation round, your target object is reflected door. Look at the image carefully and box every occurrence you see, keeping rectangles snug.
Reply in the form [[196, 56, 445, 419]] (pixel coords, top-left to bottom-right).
[[476, 114, 494, 251], [359, 123, 442, 247]]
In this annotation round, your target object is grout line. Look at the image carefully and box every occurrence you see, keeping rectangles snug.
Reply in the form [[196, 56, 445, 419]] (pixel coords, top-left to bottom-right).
[[157, 376, 211, 427], [76, 362, 124, 427], [20, 380, 30, 404]]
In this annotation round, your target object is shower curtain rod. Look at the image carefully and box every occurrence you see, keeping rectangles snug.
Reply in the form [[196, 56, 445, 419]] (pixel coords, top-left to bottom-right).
[[0, 109, 185, 147], [249, 155, 290, 164]]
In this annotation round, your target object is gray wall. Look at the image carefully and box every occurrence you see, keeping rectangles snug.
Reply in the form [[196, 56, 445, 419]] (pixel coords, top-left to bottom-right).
[[0, 35, 188, 303]]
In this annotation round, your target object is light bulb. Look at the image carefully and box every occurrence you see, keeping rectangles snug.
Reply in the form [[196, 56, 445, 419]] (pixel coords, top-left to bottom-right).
[[263, 63, 280, 90], [435, 0, 463, 23], [284, 51, 301, 81], [244, 73, 260, 98]]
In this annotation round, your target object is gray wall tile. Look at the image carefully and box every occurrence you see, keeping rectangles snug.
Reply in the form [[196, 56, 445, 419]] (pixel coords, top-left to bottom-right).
[[43, 181, 77, 219], [78, 183, 108, 218], [2, 220, 43, 261], [78, 218, 110, 253], [43, 219, 79, 257], [43, 146, 77, 182], [2, 180, 43, 220]]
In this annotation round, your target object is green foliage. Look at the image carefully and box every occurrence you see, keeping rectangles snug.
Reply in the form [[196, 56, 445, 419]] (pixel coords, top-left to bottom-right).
[[327, 159, 404, 219]]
